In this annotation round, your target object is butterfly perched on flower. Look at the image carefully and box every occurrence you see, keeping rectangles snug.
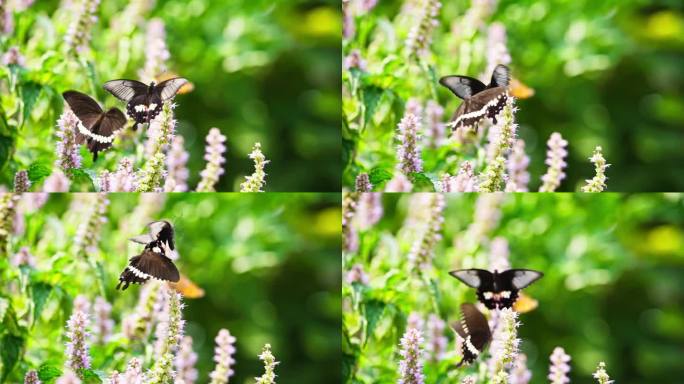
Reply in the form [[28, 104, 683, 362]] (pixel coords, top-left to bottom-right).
[[62, 91, 127, 161], [117, 221, 180, 290], [453, 303, 491, 368], [103, 78, 188, 126], [449, 268, 543, 309], [439, 64, 510, 132]]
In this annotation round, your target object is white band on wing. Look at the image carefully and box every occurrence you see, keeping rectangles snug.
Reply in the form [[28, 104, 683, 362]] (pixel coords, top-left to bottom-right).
[[76, 120, 117, 144], [446, 93, 508, 128]]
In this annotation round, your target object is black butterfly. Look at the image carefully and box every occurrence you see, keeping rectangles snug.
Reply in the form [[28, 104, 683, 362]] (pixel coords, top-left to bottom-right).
[[453, 303, 492, 368], [117, 220, 180, 290], [449, 268, 543, 309], [103, 78, 188, 126], [439, 64, 510, 132], [62, 91, 127, 161]]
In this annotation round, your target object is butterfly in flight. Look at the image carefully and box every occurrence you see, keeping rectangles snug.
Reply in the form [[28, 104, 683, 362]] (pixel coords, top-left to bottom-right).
[[439, 64, 510, 132], [449, 268, 543, 309], [103, 77, 188, 126], [62, 91, 127, 161], [453, 303, 492, 368], [117, 220, 180, 290]]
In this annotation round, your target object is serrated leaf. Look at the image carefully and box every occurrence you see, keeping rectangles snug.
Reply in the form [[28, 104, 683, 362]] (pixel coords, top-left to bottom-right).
[[409, 172, 435, 192], [31, 282, 51, 325], [0, 334, 24, 382], [361, 86, 383, 129], [67, 168, 95, 191], [20, 81, 42, 126], [368, 168, 393, 187], [363, 299, 386, 345], [27, 163, 52, 183], [37, 364, 62, 381], [0, 135, 13, 172], [80, 368, 103, 383]]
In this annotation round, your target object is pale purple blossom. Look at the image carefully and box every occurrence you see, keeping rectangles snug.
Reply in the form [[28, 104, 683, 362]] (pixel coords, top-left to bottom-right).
[[122, 358, 143, 384], [506, 139, 530, 192], [139, 18, 170, 82], [355, 173, 372, 192], [397, 327, 425, 384], [110, 157, 137, 192], [209, 329, 237, 384], [13, 170, 30, 192], [255, 343, 278, 384], [24, 370, 41, 384], [485, 23, 512, 79], [164, 135, 189, 192], [405, 0, 441, 58], [489, 237, 510, 272], [346, 264, 370, 285], [0, 193, 19, 251], [582, 146, 609, 192], [385, 172, 413, 192], [56, 109, 82, 171], [342, 0, 354, 39], [197, 128, 227, 192], [356, 192, 383, 229], [425, 100, 445, 148], [176, 336, 198, 384], [73, 193, 108, 257], [64, 0, 100, 55], [405, 98, 423, 119], [407, 312, 424, 331], [488, 308, 520, 384], [397, 113, 423, 175], [65, 295, 91, 373], [19, 192, 48, 212], [148, 288, 184, 384], [593, 362, 613, 384], [461, 376, 476, 384], [3, 46, 25, 66], [440, 161, 477, 192], [11, 246, 35, 268], [55, 371, 81, 384], [344, 49, 367, 71], [539, 132, 568, 192], [138, 102, 176, 192], [1, 0, 13, 35], [408, 194, 444, 270], [548, 347, 571, 384], [93, 296, 113, 343], [426, 314, 446, 362], [509, 353, 532, 384], [43, 171, 70, 192], [12, 0, 35, 11], [479, 98, 517, 192], [342, 192, 359, 253]]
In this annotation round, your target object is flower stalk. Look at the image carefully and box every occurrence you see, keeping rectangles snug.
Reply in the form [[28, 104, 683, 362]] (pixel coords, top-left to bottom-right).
[[581, 146, 609, 192], [209, 329, 237, 384], [240, 142, 268, 192], [539, 133, 568, 192], [196, 128, 227, 192], [255, 344, 278, 384], [479, 98, 517, 192]]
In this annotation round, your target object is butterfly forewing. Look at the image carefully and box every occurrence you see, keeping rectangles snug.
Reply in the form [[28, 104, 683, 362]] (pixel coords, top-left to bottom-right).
[[103, 79, 148, 102], [62, 91, 104, 143], [500, 269, 544, 290], [449, 269, 493, 289], [439, 76, 487, 100], [488, 64, 510, 88]]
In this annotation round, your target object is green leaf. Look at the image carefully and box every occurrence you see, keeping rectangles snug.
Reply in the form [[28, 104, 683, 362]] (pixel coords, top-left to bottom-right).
[[67, 168, 95, 191], [80, 368, 103, 383], [409, 172, 435, 192], [0, 334, 24, 382], [368, 167, 393, 188], [20, 81, 42, 126], [31, 282, 52, 325], [363, 299, 386, 345], [37, 364, 62, 381], [27, 163, 52, 183], [361, 86, 383, 129], [0, 135, 14, 173]]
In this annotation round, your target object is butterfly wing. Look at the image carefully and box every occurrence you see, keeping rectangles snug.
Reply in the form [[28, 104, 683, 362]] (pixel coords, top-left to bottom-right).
[[487, 64, 510, 89], [116, 249, 180, 290], [155, 77, 188, 101], [85, 107, 126, 161], [148, 220, 175, 250], [103, 79, 148, 102], [448, 87, 508, 132], [439, 76, 487, 100], [129, 234, 155, 245], [454, 303, 491, 367], [499, 269, 543, 290], [449, 269, 494, 289], [62, 91, 104, 143]]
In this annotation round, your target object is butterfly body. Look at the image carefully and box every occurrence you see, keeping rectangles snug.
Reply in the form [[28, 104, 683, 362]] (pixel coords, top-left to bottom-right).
[[62, 91, 127, 161], [453, 303, 491, 367], [104, 78, 188, 126], [449, 268, 543, 309], [439, 64, 510, 133], [117, 220, 180, 290]]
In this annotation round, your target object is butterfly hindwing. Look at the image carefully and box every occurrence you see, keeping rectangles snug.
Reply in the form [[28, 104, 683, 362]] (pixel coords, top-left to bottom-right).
[[156, 77, 189, 101], [439, 76, 487, 100], [116, 250, 180, 290], [454, 303, 491, 367], [488, 64, 510, 88]]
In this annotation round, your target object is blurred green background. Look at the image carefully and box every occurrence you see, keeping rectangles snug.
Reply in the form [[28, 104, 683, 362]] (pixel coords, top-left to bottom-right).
[[342, 0, 684, 191], [0, 0, 341, 191], [0, 193, 341, 383], [342, 193, 684, 383]]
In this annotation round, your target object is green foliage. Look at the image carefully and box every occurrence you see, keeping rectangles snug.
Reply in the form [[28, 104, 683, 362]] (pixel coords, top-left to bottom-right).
[[343, 0, 684, 191], [342, 193, 684, 383], [0, 192, 341, 383], [0, 0, 341, 191]]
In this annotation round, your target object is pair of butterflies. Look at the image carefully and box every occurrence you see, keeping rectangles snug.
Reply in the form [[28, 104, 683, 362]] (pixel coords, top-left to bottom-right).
[[449, 268, 543, 367], [439, 64, 511, 133], [62, 78, 188, 161], [116, 220, 181, 291]]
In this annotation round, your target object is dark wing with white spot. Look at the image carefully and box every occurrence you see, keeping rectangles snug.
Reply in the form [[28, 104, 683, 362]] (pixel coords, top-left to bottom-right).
[[103, 79, 148, 102], [499, 269, 543, 290], [62, 91, 104, 143], [156, 77, 188, 101], [439, 76, 487, 100], [449, 269, 494, 289], [117, 249, 180, 291], [85, 107, 126, 161], [488, 64, 510, 89]]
